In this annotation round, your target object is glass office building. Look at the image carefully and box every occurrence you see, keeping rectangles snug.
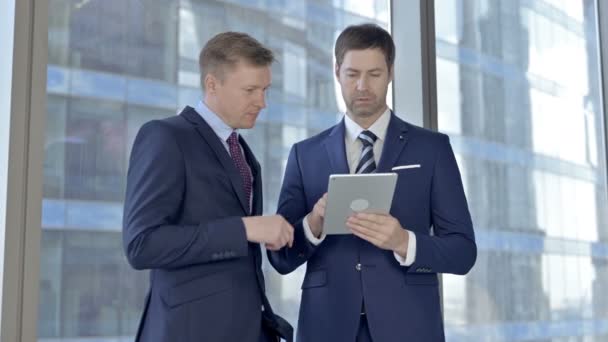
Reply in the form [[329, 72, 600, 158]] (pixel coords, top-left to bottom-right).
[[29, 0, 608, 341], [437, 1, 608, 341]]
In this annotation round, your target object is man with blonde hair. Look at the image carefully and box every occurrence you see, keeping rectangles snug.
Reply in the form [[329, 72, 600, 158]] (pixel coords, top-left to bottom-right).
[[124, 32, 293, 342]]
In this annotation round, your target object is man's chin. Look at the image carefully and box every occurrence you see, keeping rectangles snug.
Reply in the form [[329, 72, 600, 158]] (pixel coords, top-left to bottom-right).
[[349, 103, 385, 118], [240, 121, 257, 129], [350, 107, 376, 118]]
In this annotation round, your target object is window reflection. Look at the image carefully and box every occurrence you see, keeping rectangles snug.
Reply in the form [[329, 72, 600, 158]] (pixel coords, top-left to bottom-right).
[[437, 1, 608, 341]]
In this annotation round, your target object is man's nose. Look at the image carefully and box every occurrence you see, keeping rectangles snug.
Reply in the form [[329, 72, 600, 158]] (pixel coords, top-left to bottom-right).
[[356, 76, 369, 91], [255, 91, 266, 109]]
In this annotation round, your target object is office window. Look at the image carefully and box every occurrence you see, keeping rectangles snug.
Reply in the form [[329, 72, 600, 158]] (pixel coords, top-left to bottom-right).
[[39, 0, 389, 340], [436, 1, 608, 341]]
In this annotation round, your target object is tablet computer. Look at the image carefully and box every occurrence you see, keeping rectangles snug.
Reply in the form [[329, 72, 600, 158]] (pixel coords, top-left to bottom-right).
[[323, 173, 398, 235]]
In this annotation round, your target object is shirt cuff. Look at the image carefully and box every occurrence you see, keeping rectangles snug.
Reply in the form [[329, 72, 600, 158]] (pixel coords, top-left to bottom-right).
[[394, 231, 416, 266], [303, 214, 326, 246]]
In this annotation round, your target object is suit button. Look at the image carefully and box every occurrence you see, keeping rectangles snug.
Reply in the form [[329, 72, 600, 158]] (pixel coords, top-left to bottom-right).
[[355, 263, 362, 271]]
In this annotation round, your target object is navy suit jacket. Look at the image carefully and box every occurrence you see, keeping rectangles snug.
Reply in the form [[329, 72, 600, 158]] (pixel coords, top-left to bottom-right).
[[268, 113, 476, 342], [123, 106, 292, 342]]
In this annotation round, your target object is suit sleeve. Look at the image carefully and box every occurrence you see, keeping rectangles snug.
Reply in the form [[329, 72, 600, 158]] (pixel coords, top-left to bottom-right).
[[122, 120, 249, 270], [267, 144, 318, 275], [408, 135, 477, 275]]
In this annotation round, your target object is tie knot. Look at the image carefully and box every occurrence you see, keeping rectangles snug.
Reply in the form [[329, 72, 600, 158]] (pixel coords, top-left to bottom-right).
[[227, 131, 239, 146], [358, 130, 377, 147]]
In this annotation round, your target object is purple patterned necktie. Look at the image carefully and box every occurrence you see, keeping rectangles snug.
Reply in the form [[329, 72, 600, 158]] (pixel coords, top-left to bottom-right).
[[227, 132, 252, 211]]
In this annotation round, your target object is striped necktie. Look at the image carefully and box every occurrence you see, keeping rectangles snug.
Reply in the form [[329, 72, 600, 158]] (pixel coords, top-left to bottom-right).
[[355, 130, 378, 174]]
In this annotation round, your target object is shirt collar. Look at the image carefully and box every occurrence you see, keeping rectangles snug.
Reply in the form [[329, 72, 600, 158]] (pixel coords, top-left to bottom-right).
[[194, 100, 237, 142], [344, 107, 391, 144]]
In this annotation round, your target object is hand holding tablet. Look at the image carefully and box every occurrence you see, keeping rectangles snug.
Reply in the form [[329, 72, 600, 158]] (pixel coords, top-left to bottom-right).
[[322, 173, 398, 235]]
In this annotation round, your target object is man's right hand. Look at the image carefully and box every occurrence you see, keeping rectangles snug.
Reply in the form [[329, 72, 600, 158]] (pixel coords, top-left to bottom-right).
[[307, 193, 327, 238], [243, 215, 294, 251]]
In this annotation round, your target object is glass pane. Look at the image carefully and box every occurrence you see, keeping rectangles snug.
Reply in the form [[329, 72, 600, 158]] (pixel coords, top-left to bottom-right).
[[436, 1, 608, 341], [40, 0, 389, 340]]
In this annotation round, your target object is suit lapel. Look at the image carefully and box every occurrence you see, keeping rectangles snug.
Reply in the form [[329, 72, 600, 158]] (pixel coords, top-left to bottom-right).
[[240, 136, 262, 216], [376, 112, 410, 172], [238, 138, 268, 310], [323, 119, 350, 174], [180, 107, 249, 213]]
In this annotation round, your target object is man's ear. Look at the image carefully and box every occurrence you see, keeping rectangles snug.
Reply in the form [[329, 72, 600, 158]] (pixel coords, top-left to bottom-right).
[[389, 66, 395, 83], [204, 73, 218, 94], [335, 63, 340, 79]]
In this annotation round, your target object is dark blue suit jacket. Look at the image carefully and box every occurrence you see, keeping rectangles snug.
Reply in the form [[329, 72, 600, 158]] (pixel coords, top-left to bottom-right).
[[123, 106, 291, 342], [268, 113, 476, 342]]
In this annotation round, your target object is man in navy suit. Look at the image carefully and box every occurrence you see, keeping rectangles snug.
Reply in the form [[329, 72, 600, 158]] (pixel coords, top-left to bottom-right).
[[123, 32, 294, 342], [268, 24, 477, 341]]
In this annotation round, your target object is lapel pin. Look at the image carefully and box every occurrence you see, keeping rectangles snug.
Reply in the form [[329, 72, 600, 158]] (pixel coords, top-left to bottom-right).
[[399, 135, 404, 140]]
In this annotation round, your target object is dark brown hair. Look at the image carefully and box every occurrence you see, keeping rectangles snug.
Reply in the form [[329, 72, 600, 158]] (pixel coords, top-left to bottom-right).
[[199, 32, 274, 85], [335, 23, 395, 70]]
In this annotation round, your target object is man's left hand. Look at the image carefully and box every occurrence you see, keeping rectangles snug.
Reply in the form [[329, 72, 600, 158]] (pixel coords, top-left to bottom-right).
[[346, 213, 408, 257]]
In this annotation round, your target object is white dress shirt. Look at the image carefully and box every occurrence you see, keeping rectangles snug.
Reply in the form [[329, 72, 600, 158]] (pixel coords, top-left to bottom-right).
[[302, 108, 417, 266]]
